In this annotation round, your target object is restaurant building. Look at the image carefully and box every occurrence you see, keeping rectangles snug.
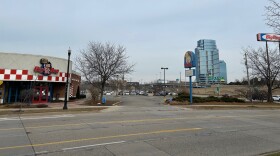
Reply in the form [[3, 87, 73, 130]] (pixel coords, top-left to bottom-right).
[[0, 52, 81, 104]]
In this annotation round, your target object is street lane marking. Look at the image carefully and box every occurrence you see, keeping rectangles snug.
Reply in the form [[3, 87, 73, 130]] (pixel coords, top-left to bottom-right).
[[35, 151, 49, 155], [62, 141, 126, 151], [0, 114, 278, 131], [0, 114, 74, 122], [0, 127, 201, 150]]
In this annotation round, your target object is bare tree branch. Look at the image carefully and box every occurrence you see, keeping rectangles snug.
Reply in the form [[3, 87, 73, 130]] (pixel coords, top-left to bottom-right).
[[265, 0, 280, 33], [75, 42, 134, 101], [243, 46, 280, 102]]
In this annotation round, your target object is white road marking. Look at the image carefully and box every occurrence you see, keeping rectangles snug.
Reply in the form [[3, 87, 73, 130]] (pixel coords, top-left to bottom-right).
[[62, 141, 126, 151], [35, 151, 49, 154], [0, 114, 75, 121]]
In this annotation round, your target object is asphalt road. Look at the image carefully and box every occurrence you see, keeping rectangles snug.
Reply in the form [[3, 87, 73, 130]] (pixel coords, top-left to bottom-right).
[[1, 95, 280, 156]]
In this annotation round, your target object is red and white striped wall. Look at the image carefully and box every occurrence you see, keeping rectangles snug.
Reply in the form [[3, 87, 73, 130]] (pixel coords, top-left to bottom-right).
[[0, 69, 70, 82]]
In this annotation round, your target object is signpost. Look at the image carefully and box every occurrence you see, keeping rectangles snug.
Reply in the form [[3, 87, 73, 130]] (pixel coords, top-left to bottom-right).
[[257, 33, 280, 54], [256, 33, 280, 102], [257, 33, 280, 42], [184, 51, 196, 104]]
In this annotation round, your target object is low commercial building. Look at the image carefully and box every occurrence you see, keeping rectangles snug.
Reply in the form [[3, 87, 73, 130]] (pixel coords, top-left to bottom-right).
[[0, 52, 80, 104]]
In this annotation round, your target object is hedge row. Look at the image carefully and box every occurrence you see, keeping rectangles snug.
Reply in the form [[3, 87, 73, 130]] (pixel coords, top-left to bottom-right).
[[172, 92, 244, 103]]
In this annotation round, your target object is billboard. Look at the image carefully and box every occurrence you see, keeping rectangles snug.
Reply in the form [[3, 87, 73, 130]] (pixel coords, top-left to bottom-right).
[[184, 51, 196, 68], [257, 33, 280, 42]]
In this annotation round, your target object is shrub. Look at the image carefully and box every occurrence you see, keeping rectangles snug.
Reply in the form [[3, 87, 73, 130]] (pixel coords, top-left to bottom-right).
[[172, 93, 245, 103], [79, 94, 86, 99], [172, 91, 189, 102], [207, 96, 220, 102], [69, 97, 77, 100], [36, 104, 48, 108], [220, 97, 245, 103]]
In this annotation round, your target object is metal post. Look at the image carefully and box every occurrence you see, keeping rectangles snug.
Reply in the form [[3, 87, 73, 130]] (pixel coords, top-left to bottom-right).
[[122, 74, 124, 96], [116, 75, 119, 96], [245, 52, 252, 102], [63, 48, 71, 110], [189, 68, 192, 104], [164, 69, 165, 94], [161, 67, 168, 97], [266, 41, 272, 102], [279, 42, 280, 55]]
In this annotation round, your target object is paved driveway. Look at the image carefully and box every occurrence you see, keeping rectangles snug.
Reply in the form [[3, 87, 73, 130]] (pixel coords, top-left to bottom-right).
[[0, 95, 280, 156]]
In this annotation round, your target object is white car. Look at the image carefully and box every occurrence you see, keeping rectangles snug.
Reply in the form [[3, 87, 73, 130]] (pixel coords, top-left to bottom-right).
[[105, 92, 112, 95], [272, 95, 280, 101]]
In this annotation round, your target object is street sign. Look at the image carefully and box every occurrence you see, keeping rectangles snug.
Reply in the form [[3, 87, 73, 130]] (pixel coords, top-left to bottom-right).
[[257, 33, 280, 42], [0, 81, 3, 86], [185, 69, 195, 77]]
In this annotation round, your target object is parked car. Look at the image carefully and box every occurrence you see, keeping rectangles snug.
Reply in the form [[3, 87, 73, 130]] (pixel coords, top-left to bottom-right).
[[139, 91, 145, 95], [272, 95, 280, 101], [130, 91, 137, 95], [154, 91, 168, 96]]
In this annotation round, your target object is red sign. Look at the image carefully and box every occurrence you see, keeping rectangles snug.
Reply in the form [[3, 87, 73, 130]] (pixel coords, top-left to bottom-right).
[[34, 58, 59, 75], [257, 33, 280, 42], [34, 66, 59, 75]]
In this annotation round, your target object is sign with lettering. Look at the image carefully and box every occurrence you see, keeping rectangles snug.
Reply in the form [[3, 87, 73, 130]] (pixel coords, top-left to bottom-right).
[[34, 58, 59, 76], [257, 33, 280, 42]]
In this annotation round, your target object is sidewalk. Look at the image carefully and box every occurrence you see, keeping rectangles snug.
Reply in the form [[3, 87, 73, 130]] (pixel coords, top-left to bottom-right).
[[0, 99, 116, 115]]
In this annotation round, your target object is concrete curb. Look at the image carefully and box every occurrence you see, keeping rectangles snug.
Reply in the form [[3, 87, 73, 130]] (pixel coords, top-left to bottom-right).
[[182, 105, 280, 109], [0, 101, 123, 115]]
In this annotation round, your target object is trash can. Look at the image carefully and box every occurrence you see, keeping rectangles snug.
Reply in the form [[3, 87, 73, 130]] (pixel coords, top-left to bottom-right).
[[102, 97, 106, 104]]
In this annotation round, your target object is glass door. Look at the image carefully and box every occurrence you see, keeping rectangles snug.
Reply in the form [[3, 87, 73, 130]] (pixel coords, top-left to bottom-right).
[[33, 86, 48, 103]]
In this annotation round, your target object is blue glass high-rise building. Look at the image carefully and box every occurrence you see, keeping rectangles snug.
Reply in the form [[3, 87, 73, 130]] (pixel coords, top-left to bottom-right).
[[195, 39, 220, 85], [219, 60, 227, 84]]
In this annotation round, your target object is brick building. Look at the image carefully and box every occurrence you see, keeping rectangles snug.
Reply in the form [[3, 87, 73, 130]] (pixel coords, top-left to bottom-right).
[[0, 52, 81, 104]]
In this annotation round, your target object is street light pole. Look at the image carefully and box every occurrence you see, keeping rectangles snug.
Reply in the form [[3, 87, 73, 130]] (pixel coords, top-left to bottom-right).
[[116, 75, 119, 96], [161, 67, 168, 96], [63, 47, 71, 110]]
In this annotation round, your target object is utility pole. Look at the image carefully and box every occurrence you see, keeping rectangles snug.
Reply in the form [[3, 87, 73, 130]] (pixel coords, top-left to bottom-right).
[[161, 67, 168, 96], [180, 72, 181, 83], [116, 75, 119, 96], [245, 52, 252, 102], [180, 72, 182, 92]]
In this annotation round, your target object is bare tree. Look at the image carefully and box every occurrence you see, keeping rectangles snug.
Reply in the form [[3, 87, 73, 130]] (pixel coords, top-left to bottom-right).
[[265, 0, 280, 33], [243, 47, 280, 102], [76, 42, 134, 101]]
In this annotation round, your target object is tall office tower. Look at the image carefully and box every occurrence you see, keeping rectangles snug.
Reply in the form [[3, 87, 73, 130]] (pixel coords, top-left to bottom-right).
[[219, 60, 227, 84], [195, 39, 220, 85]]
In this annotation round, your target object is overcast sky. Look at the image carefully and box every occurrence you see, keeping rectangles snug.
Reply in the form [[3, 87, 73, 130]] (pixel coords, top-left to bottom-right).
[[0, 0, 273, 83]]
